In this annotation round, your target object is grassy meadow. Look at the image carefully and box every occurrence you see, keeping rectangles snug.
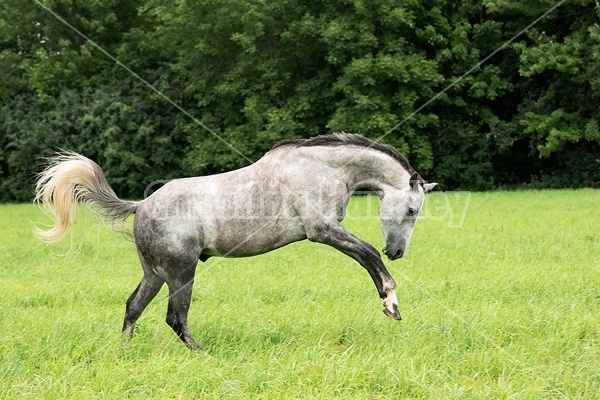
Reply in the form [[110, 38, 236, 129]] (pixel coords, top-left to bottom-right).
[[0, 190, 599, 399]]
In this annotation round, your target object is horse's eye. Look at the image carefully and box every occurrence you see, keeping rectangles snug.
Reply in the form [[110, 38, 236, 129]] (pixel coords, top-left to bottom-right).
[[408, 208, 416, 216]]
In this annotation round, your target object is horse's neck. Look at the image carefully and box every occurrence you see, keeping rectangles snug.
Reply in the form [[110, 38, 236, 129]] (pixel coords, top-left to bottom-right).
[[327, 148, 408, 192]]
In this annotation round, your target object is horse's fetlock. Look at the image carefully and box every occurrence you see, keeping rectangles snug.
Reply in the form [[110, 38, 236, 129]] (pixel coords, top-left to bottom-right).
[[383, 280, 396, 293]]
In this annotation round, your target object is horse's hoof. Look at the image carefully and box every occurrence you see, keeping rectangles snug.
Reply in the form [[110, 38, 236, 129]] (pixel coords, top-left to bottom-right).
[[382, 304, 402, 321]]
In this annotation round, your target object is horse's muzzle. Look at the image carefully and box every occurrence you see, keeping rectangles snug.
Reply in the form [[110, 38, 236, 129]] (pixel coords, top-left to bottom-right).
[[382, 245, 404, 260]]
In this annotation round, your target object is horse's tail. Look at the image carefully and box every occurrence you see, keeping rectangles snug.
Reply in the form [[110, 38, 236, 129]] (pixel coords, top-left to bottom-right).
[[34, 152, 138, 243]]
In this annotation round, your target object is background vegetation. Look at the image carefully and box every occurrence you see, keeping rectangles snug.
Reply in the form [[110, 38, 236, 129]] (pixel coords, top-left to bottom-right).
[[1, 192, 598, 398], [1, 0, 600, 201]]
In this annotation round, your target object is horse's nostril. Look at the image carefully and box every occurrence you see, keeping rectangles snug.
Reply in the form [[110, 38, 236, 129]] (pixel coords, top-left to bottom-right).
[[394, 249, 404, 259]]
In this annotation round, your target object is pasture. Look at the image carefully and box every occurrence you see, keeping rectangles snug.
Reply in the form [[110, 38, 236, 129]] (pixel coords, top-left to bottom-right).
[[0, 190, 598, 398]]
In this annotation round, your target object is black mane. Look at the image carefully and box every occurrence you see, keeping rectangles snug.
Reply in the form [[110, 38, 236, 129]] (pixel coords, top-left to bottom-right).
[[273, 133, 418, 177]]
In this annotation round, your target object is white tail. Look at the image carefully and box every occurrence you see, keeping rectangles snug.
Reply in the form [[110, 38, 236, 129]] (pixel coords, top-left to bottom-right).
[[34, 152, 137, 242]]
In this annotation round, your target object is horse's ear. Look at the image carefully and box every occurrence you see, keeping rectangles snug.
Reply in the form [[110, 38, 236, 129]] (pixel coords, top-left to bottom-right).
[[423, 182, 438, 193], [409, 173, 420, 191]]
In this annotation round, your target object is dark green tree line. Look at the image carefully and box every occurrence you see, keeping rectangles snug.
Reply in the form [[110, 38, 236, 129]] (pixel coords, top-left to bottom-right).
[[1, 0, 599, 202]]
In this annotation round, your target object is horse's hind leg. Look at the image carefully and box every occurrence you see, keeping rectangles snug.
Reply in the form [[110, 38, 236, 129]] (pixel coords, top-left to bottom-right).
[[165, 274, 200, 350], [122, 254, 164, 340]]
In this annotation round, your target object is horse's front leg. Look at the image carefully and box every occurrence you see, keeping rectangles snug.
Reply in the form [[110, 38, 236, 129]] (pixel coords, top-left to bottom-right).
[[305, 221, 401, 320]]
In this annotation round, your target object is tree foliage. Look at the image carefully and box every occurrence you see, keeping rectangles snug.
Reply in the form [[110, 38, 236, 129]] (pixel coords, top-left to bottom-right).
[[1, 0, 599, 201]]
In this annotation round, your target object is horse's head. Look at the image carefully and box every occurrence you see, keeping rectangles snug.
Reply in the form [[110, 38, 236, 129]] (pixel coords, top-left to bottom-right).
[[379, 173, 437, 260]]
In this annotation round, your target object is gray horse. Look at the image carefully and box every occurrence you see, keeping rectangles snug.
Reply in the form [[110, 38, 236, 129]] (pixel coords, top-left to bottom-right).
[[35, 133, 436, 350]]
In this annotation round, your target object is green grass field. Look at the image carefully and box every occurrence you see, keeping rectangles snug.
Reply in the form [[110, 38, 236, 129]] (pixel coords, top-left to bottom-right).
[[1, 190, 599, 399]]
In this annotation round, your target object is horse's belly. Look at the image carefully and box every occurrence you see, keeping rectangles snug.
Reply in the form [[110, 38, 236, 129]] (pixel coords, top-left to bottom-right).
[[203, 218, 307, 258]]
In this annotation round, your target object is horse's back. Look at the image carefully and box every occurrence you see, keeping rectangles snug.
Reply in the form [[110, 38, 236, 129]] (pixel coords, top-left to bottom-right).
[[133, 162, 308, 259]]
